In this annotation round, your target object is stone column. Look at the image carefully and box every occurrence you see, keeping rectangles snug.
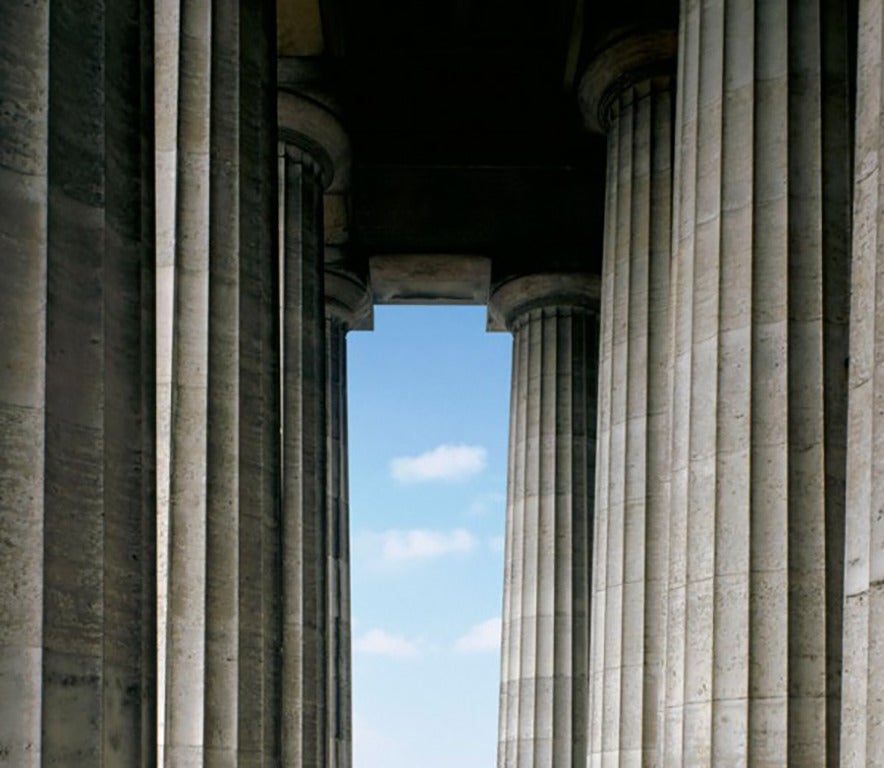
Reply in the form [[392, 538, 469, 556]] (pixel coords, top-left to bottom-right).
[[842, 0, 884, 764], [578, 31, 676, 768], [490, 274, 600, 768], [164, 1, 279, 765], [278, 88, 350, 768], [325, 264, 373, 768], [664, 0, 852, 764], [0, 1, 156, 765]]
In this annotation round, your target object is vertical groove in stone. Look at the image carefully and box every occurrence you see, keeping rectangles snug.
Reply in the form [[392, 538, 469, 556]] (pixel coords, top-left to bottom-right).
[[203, 0, 242, 761], [588, 77, 673, 768], [819, 0, 853, 765], [165, 2, 278, 765], [238, 3, 280, 767], [0, 0, 156, 764], [497, 305, 597, 768], [326, 315, 353, 768], [666, 0, 852, 764], [281, 151, 328, 768], [842, 0, 884, 765], [103, 1, 158, 765], [42, 4, 109, 765]]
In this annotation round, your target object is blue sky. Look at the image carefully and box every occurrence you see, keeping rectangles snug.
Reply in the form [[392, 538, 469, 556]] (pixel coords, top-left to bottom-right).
[[348, 305, 512, 768]]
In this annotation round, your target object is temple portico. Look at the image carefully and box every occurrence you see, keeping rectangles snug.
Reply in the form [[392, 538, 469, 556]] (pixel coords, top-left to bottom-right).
[[2, 0, 883, 765]]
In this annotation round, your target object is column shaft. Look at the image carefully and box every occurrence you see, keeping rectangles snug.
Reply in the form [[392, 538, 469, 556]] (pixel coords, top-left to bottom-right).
[[281, 150, 329, 768], [497, 301, 598, 768], [327, 316, 353, 768], [0, 1, 157, 765], [841, 0, 884, 764], [665, 0, 851, 764], [165, 1, 279, 765], [588, 79, 673, 768]]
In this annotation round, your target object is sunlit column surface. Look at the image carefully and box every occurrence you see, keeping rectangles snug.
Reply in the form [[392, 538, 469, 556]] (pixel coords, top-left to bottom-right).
[[663, 0, 852, 763], [164, 1, 279, 765], [579, 30, 675, 768], [0, 1, 157, 764], [841, 0, 884, 764], [154, 0, 180, 761], [491, 274, 600, 768]]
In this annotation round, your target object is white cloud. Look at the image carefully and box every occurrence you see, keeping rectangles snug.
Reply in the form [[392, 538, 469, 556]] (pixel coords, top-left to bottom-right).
[[380, 528, 477, 562], [455, 617, 502, 653], [354, 629, 419, 658], [390, 444, 487, 483]]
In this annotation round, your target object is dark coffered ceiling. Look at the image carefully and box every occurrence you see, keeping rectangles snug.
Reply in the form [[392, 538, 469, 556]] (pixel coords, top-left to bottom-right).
[[277, 0, 676, 284]]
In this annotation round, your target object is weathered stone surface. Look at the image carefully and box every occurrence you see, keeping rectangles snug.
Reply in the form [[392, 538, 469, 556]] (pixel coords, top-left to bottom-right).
[[0, 1, 157, 765], [163, 1, 279, 765], [280, 147, 329, 768], [842, 0, 884, 764], [492, 275, 599, 768], [585, 74, 673, 768], [664, 0, 851, 764]]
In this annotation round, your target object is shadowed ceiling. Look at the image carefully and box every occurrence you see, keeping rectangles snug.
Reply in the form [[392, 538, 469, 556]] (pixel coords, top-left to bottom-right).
[[276, 0, 675, 291]]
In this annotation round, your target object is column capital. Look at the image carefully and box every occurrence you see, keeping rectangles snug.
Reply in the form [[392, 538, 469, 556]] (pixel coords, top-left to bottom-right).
[[278, 88, 351, 192], [488, 272, 600, 332], [325, 251, 373, 331], [578, 29, 676, 135]]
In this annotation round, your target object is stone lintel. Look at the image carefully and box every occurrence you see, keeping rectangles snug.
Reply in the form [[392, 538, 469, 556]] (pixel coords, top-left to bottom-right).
[[369, 254, 491, 306], [487, 272, 601, 332], [578, 28, 676, 134]]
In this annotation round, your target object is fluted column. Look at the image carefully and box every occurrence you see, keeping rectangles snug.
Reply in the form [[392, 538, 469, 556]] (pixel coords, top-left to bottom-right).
[[491, 274, 600, 768], [664, 0, 852, 764], [324, 267, 372, 768], [278, 86, 350, 768], [0, 2, 156, 765], [164, 2, 279, 765], [579, 31, 675, 768], [842, 0, 884, 764]]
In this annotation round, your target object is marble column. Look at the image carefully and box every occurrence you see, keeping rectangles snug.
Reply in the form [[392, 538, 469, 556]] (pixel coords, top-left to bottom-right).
[[579, 31, 676, 768], [325, 265, 373, 768], [664, 0, 852, 764], [841, 0, 884, 764], [491, 274, 600, 768], [164, 1, 279, 765], [0, 1, 156, 765]]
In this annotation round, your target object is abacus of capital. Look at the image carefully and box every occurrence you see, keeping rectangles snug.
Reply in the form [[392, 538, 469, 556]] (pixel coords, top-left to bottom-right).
[[1, 1, 883, 766]]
